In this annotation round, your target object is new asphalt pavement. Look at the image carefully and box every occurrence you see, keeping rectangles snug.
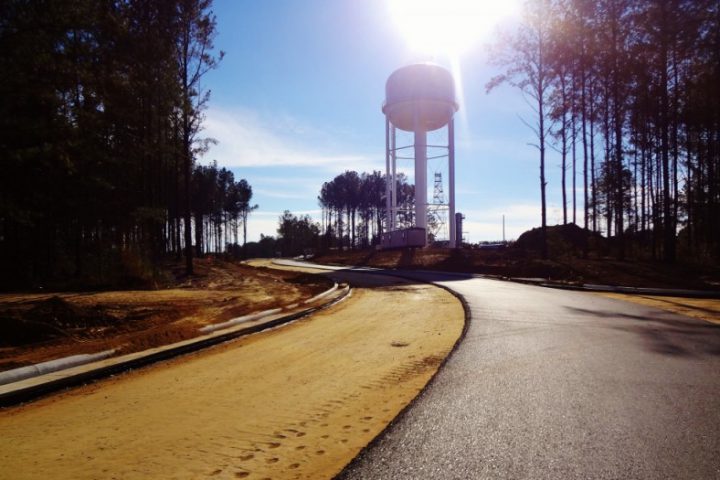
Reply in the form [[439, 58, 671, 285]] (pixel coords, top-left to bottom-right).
[[339, 272, 720, 479]]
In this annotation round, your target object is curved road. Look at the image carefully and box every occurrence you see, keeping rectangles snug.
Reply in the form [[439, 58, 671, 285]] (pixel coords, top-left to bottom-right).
[[337, 271, 720, 479]]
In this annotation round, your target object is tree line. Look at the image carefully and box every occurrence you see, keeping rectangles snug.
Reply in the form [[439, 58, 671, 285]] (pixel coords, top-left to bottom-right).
[[0, 0, 242, 288], [318, 170, 414, 250], [276, 211, 320, 257], [192, 162, 256, 257], [268, 170, 415, 257], [490, 0, 720, 262]]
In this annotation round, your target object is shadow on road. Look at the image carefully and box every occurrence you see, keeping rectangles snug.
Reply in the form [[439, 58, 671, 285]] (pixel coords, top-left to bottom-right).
[[565, 305, 720, 358]]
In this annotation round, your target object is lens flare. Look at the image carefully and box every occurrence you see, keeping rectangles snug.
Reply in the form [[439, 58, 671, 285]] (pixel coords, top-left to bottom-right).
[[388, 0, 520, 57]]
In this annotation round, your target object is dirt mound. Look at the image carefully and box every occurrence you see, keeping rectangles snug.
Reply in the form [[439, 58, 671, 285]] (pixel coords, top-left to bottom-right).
[[0, 296, 115, 347], [0, 259, 334, 369], [28, 296, 111, 329], [516, 223, 606, 255]]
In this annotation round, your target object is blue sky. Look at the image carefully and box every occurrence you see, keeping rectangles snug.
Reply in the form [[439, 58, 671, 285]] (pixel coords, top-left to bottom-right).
[[201, 0, 573, 242]]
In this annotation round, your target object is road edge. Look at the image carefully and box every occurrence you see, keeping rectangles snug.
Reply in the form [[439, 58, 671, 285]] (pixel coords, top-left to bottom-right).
[[333, 272, 472, 480]]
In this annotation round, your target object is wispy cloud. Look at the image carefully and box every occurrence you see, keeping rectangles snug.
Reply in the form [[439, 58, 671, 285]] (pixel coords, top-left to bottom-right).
[[254, 189, 314, 200], [202, 106, 380, 171]]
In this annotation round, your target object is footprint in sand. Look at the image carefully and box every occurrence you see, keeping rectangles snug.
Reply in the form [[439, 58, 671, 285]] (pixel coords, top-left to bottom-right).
[[295, 445, 306, 451], [239, 454, 254, 461], [296, 432, 306, 437], [268, 442, 281, 449], [266, 458, 279, 464], [234, 473, 249, 479], [288, 463, 300, 469], [316, 450, 325, 455]]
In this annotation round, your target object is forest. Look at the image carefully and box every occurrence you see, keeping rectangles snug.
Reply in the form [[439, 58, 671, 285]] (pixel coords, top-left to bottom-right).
[[489, 0, 720, 262], [3, 0, 719, 289], [269, 170, 412, 256], [317, 170, 415, 250], [0, 0, 253, 288]]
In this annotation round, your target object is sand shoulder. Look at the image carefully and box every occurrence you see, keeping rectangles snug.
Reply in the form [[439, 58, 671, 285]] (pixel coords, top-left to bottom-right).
[[600, 293, 720, 325], [0, 268, 464, 480]]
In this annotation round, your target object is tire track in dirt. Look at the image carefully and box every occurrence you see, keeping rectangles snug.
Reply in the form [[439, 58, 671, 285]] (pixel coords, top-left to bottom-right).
[[0, 273, 464, 480]]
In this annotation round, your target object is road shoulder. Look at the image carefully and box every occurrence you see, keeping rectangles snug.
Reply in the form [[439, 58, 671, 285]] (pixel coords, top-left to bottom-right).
[[599, 293, 720, 325], [0, 266, 465, 480]]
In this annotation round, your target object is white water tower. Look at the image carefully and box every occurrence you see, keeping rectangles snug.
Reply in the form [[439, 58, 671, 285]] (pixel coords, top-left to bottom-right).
[[382, 63, 459, 248]]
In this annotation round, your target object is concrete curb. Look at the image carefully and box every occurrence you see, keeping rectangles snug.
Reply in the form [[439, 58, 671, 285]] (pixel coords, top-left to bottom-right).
[[272, 259, 346, 271], [0, 350, 116, 387], [0, 284, 350, 408], [303, 283, 339, 303], [199, 282, 340, 334], [508, 277, 720, 299], [198, 308, 283, 334]]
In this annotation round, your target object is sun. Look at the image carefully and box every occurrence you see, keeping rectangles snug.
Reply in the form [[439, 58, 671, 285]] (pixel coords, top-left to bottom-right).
[[388, 0, 520, 57]]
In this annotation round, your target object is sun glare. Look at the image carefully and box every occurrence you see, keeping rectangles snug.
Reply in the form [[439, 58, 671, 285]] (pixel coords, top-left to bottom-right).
[[388, 0, 520, 57]]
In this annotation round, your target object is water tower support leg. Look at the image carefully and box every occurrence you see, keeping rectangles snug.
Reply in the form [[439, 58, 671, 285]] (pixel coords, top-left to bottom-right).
[[385, 117, 392, 237], [449, 118, 457, 248], [391, 125, 397, 230], [414, 128, 427, 243]]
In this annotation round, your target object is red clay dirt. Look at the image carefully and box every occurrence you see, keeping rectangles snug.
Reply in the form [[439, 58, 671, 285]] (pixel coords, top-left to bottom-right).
[[0, 258, 332, 371]]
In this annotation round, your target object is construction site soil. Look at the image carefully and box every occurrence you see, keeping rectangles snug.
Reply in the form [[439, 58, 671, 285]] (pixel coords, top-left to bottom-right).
[[0, 258, 331, 370], [0, 262, 465, 480]]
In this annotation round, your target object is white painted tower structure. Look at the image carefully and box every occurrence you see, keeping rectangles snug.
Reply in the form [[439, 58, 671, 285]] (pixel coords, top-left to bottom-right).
[[382, 63, 459, 248]]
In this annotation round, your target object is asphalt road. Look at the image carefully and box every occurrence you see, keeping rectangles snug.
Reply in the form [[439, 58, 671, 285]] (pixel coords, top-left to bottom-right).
[[338, 272, 720, 479]]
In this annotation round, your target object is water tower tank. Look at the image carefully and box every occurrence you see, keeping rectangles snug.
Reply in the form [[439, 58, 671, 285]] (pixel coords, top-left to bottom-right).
[[382, 63, 458, 132]]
